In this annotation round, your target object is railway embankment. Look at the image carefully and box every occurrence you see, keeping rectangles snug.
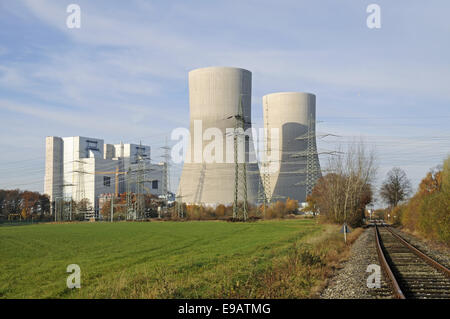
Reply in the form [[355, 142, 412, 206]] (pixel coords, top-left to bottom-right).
[[321, 225, 450, 299]]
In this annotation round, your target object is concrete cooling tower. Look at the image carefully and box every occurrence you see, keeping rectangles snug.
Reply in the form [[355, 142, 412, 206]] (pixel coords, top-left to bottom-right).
[[261, 92, 321, 203], [177, 66, 261, 205]]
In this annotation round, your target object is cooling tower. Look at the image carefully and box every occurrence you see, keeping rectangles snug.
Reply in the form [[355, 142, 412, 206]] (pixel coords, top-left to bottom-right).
[[262, 92, 321, 203], [177, 66, 260, 205]]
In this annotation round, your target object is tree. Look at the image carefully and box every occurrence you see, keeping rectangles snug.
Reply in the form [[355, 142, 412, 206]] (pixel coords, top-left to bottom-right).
[[21, 191, 40, 218], [399, 157, 450, 243], [215, 204, 226, 218], [307, 140, 377, 227], [417, 168, 442, 195], [285, 198, 299, 214], [380, 167, 412, 208], [0, 190, 50, 221], [37, 194, 50, 217]]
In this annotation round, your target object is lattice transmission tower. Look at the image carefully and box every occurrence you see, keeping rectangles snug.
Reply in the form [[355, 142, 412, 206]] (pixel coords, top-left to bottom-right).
[[126, 167, 136, 220], [135, 143, 148, 220], [305, 113, 322, 196], [293, 113, 322, 196], [232, 96, 248, 221], [161, 137, 171, 216], [73, 159, 88, 219], [175, 189, 185, 218], [258, 98, 272, 217]]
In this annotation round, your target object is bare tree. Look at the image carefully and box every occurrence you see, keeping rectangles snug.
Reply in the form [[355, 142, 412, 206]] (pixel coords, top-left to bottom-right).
[[380, 167, 412, 208], [309, 140, 377, 227]]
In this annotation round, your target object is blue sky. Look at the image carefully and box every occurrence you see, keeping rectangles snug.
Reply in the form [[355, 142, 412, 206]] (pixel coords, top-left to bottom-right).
[[0, 0, 449, 206]]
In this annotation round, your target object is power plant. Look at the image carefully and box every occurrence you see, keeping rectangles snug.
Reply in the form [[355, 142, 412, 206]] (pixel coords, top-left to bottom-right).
[[44, 68, 322, 217], [44, 136, 166, 219]]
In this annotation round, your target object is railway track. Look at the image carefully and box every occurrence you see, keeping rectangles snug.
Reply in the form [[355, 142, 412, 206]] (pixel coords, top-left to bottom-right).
[[374, 224, 450, 299]]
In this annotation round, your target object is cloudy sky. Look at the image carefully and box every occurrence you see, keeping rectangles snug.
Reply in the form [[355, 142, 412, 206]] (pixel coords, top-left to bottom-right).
[[0, 0, 449, 205]]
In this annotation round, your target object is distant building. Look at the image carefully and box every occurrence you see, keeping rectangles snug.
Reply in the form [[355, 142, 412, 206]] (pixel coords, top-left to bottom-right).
[[44, 136, 165, 218]]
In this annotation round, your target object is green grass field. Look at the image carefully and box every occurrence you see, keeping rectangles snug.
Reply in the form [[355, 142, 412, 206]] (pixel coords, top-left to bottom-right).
[[0, 219, 348, 298]]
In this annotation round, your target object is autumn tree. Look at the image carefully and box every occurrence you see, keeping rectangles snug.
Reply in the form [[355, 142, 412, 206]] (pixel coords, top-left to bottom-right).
[[285, 198, 299, 214], [380, 167, 412, 208], [418, 168, 442, 195], [307, 141, 377, 227], [21, 191, 40, 218], [0, 190, 51, 221], [399, 157, 449, 243], [215, 204, 226, 218]]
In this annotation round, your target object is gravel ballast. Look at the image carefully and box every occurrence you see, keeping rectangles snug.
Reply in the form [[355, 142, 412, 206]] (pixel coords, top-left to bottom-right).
[[321, 226, 450, 299], [390, 227, 450, 269], [321, 228, 392, 299]]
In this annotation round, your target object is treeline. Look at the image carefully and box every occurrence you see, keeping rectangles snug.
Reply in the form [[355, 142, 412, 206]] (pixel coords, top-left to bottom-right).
[[100, 194, 301, 221], [0, 189, 50, 222], [390, 156, 449, 244], [99, 193, 165, 220], [170, 198, 300, 221]]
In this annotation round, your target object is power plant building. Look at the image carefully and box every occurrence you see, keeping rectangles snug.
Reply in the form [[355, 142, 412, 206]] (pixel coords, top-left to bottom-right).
[[44, 136, 165, 218]]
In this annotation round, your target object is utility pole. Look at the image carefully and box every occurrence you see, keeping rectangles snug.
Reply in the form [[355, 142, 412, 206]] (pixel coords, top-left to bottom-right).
[[55, 197, 62, 222], [176, 189, 185, 218], [126, 168, 135, 220], [305, 113, 322, 196], [73, 159, 87, 220], [258, 98, 272, 218], [232, 95, 248, 221], [135, 142, 147, 220], [59, 183, 74, 221], [110, 193, 114, 222], [194, 163, 206, 205], [292, 114, 326, 197], [161, 137, 171, 217]]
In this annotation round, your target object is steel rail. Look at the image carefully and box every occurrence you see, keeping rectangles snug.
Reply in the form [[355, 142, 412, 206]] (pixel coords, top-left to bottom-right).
[[374, 225, 406, 299], [384, 226, 450, 278]]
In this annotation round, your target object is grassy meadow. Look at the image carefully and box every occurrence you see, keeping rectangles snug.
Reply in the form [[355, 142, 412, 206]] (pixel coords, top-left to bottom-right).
[[0, 219, 361, 298]]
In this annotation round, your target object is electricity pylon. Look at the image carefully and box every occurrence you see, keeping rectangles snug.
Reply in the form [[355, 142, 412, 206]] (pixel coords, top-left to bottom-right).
[[293, 113, 333, 196], [232, 95, 248, 221], [175, 189, 185, 218], [161, 137, 171, 216], [292, 113, 322, 196], [135, 143, 147, 220], [193, 163, 206, 204], [56, 183, 74, 221], [126, 168, 136, 220], [305, 113, 322, 196], [258, 98, 272, 217], [73, 159, 87, 219]]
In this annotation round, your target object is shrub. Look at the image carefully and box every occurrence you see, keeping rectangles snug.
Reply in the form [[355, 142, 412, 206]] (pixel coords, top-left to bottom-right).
[[398, 156, 450, 245]]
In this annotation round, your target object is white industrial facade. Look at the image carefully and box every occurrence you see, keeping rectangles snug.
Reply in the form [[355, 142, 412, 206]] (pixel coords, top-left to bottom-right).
[[44, 136, 165, 217]]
